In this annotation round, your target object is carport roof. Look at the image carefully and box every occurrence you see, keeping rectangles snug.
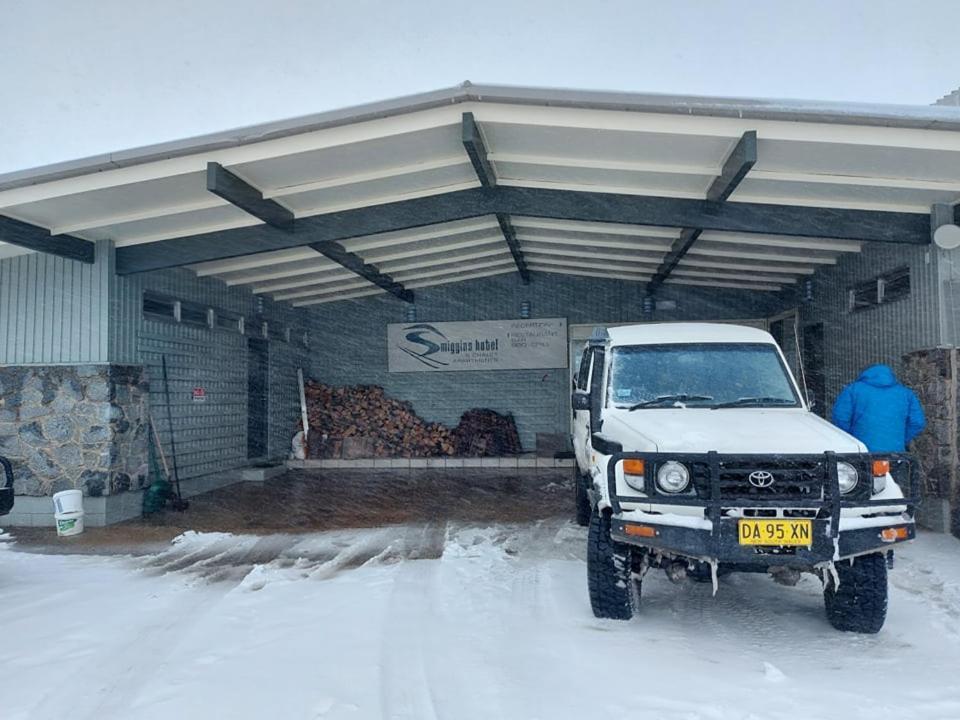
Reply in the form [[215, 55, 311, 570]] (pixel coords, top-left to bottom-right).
[[1, 82, 958, 304]]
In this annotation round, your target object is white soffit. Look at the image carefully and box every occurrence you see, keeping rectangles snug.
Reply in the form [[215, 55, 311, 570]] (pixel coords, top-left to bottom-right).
[[1, 83, 956, 300]]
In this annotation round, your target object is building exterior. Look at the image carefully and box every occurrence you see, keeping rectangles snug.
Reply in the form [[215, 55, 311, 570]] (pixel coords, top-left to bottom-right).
[[1, 83, 959, 533]]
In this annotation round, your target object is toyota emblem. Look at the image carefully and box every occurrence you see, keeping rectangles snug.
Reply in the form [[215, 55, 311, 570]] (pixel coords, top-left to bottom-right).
[[748, 470, 775, 488]]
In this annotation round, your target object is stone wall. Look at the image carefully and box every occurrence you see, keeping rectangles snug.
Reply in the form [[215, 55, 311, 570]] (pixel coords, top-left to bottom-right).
[[901, 348, 959, 534], [0, 364, 149, 497]]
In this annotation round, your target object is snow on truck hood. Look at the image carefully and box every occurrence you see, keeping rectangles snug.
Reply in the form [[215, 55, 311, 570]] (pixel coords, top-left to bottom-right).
[[601, 407, 866, 454]]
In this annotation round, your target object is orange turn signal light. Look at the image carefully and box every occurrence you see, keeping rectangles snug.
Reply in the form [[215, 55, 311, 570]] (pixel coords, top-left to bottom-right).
[[625, 524, 657, 538], [872, 460, 890, 477], [623, 459, 645, 476], [880, 526, 908, 542]]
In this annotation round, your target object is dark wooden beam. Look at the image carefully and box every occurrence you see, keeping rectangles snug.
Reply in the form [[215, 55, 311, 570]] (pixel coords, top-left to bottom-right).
[[496, 186, 927, 244], [646, 131, 757, 294], [461, 112, 496, 188], [207, 162, 294, 231], [309, 241, 414, 303], [462, 113, 529, 282], [0, 215, 95, 263], [496, 214, 530, 284], [116, 186, 929, 275], [706, 131, 758, 203]]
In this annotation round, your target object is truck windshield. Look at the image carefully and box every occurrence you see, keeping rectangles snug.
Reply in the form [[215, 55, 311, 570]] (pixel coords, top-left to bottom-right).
[[608, 343, 800, 409]]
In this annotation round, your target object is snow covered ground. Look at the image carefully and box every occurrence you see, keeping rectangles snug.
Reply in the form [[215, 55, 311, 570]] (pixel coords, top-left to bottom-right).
[[3, 523, 960, 720]]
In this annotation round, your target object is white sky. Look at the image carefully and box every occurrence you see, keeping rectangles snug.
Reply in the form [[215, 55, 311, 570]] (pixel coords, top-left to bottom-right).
[[1, 0, 959, 175]]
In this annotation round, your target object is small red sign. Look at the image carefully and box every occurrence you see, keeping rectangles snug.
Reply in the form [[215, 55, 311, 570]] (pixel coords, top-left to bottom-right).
[[192, 387, 207, 402]]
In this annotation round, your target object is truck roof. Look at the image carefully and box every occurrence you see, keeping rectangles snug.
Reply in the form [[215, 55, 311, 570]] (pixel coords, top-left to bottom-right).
[[605, 322, 776, 347]]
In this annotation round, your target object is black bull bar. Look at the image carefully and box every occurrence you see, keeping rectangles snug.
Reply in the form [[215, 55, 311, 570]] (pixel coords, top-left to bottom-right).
[[604, 451, 919, 561]]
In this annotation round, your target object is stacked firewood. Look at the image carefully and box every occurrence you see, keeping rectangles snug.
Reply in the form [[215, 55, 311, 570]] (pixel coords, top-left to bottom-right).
[[304, 383, 455, 458], [303, 383, 522, 458], [451, 408, 523, 457]]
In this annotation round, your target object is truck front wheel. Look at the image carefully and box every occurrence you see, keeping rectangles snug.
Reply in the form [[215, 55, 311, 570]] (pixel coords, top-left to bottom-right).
[[574, 469, 592, 527], [824, 553, 888, 633], [587, 509, 636, 620]]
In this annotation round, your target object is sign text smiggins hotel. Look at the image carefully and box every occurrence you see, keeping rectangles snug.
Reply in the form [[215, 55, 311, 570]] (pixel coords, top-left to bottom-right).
[[387, 319, 568, 373]]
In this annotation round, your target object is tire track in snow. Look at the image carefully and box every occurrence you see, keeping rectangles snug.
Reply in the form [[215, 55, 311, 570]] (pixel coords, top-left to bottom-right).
[[376, 524, 444, 720]]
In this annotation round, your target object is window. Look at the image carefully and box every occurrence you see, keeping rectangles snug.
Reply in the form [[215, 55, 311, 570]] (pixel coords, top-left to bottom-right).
[[215, 310, 244, 333], [269, 324, 287, 343], [607, 343, 800, 408], [290, 329, 310, 349], [142, 292, 177, 322], [848, 279, 879, 312], [180, 301, 212, 328], [848, 266, 911, 312], [879, 266, 910, 304]]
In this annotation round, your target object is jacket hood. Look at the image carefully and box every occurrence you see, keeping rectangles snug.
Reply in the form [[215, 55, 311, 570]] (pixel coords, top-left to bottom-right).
[[857, 364, 898, 388]]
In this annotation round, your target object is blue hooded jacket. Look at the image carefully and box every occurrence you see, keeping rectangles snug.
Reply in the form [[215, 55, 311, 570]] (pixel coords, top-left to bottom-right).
[[831, 364, 926, 452]]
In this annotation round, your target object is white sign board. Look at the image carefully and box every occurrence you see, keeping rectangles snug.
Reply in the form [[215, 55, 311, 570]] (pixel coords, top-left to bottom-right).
[[388, 318, 568, 372]]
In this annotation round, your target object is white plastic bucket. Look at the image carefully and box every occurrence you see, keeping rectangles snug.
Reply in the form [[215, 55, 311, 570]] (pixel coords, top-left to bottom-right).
[[55, 511, 84, 537], [52, 489, 83, 515]]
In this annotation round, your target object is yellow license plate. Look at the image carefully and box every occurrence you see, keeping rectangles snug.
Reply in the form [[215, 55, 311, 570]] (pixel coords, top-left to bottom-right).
[[738, 519, 813, 547]]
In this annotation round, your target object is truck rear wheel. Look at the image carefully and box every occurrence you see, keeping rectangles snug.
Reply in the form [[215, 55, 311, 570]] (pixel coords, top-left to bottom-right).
[[587, 509, 635, 620], [824, 553, 888, 634], [574, 469, 591, 527]]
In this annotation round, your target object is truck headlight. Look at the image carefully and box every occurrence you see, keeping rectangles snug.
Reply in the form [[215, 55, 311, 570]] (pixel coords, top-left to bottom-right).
[[656, 461, 690, 494], [836, 461, 859, 494]]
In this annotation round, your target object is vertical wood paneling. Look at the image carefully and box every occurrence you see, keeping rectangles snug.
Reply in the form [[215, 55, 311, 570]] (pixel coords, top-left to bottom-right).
[[0, 243, 112, 365]]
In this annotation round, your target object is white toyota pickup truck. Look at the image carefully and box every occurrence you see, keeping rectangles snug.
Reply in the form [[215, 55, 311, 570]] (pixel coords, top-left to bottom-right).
[[571, 323, 917, 633]]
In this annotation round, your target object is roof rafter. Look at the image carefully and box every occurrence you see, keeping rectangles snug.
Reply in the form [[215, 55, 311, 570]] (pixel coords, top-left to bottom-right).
[[206, 162, 294, 231], [208, 161, 416, 302], [462, 112, 530, 284], [309, 241, 414, 303], [646, 131, 757, 295], [0, 214, 95, 263]]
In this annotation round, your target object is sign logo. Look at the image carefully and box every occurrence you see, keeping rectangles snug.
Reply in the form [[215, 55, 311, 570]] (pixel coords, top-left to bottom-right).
[[748, 470, 775, 488], [398, 324, 450, 369], [387, 318, 567, 373]]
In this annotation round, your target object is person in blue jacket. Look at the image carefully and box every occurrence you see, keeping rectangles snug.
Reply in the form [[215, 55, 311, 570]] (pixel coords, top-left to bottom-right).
[[831, 364, 926, 452]]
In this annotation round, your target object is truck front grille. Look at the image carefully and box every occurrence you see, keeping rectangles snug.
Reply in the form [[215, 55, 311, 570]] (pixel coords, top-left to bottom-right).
[[687, 458, 868, 502]]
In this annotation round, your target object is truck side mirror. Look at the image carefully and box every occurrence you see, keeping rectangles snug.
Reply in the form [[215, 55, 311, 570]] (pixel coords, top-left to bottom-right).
[[806, 391, 816, 409], [572, 390, 591, 411]]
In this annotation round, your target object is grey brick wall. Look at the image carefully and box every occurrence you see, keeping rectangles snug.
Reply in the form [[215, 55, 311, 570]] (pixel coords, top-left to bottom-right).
[[112, 266, 313, 479], [304, 272, 783, 450], [798, 242, 941, 409]]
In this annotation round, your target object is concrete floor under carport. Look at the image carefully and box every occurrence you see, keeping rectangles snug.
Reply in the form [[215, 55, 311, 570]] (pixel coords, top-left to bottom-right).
[[6, 466, 573, 554]]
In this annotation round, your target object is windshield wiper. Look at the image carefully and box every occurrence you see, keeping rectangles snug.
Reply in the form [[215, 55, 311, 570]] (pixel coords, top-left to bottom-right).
[[710, 396, 797, 409], [628, 394, 713, 410]]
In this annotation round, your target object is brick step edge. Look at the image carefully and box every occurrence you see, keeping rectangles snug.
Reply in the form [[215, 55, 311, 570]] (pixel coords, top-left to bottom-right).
[[286, 457, 576, 470]]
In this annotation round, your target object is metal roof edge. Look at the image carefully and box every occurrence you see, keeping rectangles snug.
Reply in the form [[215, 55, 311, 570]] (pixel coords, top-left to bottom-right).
[[4, 81, 960, 193]]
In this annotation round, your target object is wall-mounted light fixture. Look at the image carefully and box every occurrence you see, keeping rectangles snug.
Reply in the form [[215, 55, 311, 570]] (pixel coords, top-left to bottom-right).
[[641, 295, 655, 317], [520, 301, 531, 319]]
